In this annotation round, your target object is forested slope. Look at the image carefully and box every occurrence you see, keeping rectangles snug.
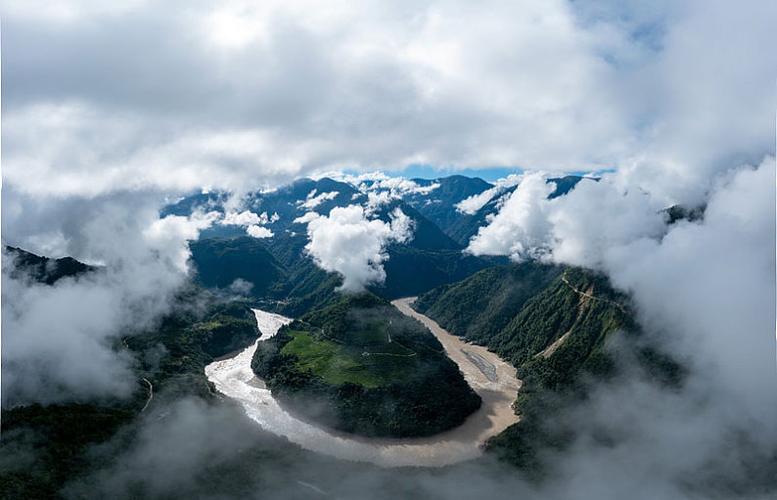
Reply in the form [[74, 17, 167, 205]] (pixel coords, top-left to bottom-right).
[[0, 276, 265, 497], [252, 293, 481, 438], [414, 263, 650, 470]]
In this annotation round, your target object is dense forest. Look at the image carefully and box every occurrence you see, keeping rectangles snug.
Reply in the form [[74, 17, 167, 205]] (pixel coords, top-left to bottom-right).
[[414, 262, 681, 471], [252, 293, 481, 437], [182, 175, 589, 307], [0, 273, 265, 497], [2, 174, 682, 496]]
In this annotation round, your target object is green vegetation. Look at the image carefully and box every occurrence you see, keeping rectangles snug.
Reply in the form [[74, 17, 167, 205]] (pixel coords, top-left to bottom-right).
[[416, 265, 633, 391], [2, 193, 691, 497], [0, 402, 141, 499], [184, 178, 502, 306], [190, 237, 288, 297], [0, 288, 262, 497], [376, 246, 496, 298], [414, 262, 564, 346], [252, 293, 481, 438], [415, 262, 679, 472], [282, 330, 392, 388]]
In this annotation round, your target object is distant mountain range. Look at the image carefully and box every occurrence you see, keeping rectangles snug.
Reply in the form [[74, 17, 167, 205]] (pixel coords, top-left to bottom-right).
[[169, 174, 591, 309], [3, 171, 687, 493]]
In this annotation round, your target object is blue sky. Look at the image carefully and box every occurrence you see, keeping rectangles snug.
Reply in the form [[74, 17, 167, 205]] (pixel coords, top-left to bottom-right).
[[397, 165, 522, 182], [392, 164, 615, 182]]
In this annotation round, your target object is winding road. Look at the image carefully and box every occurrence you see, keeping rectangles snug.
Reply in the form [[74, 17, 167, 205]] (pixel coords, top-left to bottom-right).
[[205, 300, 522, 468], [561, 272, 627, 313]]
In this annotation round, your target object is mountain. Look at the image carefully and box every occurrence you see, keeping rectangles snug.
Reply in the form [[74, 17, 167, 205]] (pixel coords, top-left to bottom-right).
[[547, 175, 588, 199], [413, 263, 565, 346], [375, 246, 499, 299], [252, 292, 481, 438], [2, 220, 685, 495], [445, 193, 507, 246], [414, 262, 680, 470], [403, 175, 493, 236], [160, 191, 228, 218], [4, 246, 95, 285], [0, 278, 264, 497], [664, 204, 705, 224], [385, 201, 463, 251], [165, 174, 593, 249], [177, 177, 498, 307], [189, 237, 288, 297], [415, 263, 632, 386], [444, 175, 593, 246], [245, 177, 359, 232], [188, 222, 489, 310], [166, 174, 609, 315]]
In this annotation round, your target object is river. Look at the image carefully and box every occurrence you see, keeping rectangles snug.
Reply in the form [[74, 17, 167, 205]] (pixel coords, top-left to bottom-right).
[[204, 298, 521, 468]]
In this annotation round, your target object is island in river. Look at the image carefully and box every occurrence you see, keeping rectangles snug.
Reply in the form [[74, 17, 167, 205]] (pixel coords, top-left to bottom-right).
[[206, 300, 522, 467], [250, 292, 482, 438]]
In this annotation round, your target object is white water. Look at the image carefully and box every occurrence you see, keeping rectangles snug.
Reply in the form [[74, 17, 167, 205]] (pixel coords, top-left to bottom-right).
[[205, 305, 521, 468]]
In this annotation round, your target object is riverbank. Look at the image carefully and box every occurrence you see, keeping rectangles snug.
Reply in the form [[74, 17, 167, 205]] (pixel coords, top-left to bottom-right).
[[205, 304, 522, 467]]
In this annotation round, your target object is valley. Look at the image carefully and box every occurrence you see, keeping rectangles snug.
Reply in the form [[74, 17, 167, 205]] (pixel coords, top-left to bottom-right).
[[5, 5, 773, 497], [205, 304, 521, 467], [0, 174, 688, 496]]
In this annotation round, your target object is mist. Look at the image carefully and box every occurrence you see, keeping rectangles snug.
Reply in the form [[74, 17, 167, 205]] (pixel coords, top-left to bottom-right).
[[2, 0, 775, 498], [1, 188, 216, 405]]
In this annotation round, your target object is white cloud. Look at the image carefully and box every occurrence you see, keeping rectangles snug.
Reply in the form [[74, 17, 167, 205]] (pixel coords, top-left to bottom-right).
[[603, 157, 776, 400], [144, 211, 219, 272], [303, 205, 413, 291], [293, 211, 321, 225], [2, 191, 215, 405], [221, 210, 264, 226], [467, 171, 668, 268], [298, 190, 339, 210], [328, 173, 442, 212], [559, 157, 777, 498], [6, 1, 772, 200], [463, 155, 777, 500], [227, 278, 254, 296], [219, 209, 278, 238], [455, 174, 522, 214], [386, 207, 414, 241], [364, 191, 396, 212], [224, 209, 277, 225], [466, 173, 555, 260], [360, 176, 440, 197], [246, 225, 274, 239], [546, 180, 666, 268], [1, 1, 775, 493]]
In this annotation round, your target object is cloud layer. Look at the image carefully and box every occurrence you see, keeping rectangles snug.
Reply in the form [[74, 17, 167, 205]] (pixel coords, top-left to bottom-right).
[[1, 1, 775, 496], [301, 205, 413, 291], [467, 171, 667, 266], [466, 156, 777, 498], [1, 190, 215, 405], [3, 0, 774, 200]]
